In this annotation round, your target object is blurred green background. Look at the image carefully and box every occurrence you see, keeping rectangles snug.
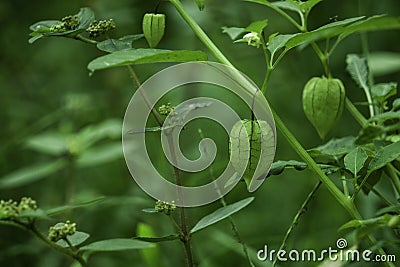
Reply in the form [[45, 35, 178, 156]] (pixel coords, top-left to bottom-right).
[[0, 0, 399, 266]]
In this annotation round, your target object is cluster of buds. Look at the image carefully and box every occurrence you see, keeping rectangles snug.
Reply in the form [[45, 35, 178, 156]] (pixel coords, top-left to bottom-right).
[[0, 197, 37, 220], [155, 200, 176, 215], [48, 220, 77, 242], [86, 19, 116, 38], [50, 15, 80, 32], [158, 103, 175, 116]]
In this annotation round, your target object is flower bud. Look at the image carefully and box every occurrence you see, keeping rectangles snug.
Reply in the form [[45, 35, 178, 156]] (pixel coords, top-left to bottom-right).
[[142, 13, 166, 48]]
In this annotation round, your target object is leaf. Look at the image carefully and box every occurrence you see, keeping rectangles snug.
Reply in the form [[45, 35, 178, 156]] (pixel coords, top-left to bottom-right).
[[369, 141, 400, 172], [25, 132, 68, 156], [190, 197, 254, 234], [0, 160, 67, 189], [80, 238, 154, 252], [76, 142, 122, 168], [344, 147, 368, 176], [17, 209, 51, 220], [46, 197, 105, 216], [300, 0, 323, 12], [267, 34, 297, 61], [268, 160, 307, 176], [346, 54, 369, 90], [28, 8, 95, 44], [272, 1, 301, 14], [371, 83, 397, 104], [369, 111, 400, 123], [134, 235, 179, 243], [56, 232, 90, 248], [284, 17, 364, 50], [355, 125, 385, 145], [340, 15, 400, 39], [245, 19, 268, 34], [308, 136, 356, 162], [88, 49, 208, 73], [96, 35, 145, 53], [195, 0, 205, 11], [369, 52, 400, 76], [222, 26, 245, 40], [142, 208, 158, 213]]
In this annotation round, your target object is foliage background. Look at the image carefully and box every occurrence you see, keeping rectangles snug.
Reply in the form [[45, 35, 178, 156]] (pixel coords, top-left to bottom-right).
[[0, 0, 399, 266]]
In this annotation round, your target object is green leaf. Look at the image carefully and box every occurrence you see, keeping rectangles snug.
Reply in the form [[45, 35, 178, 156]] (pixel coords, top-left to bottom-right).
[[25, 132, 68, 156], [369, 141, 400, 172], [308, 136, 356, 162], [97, 35, 145, 53], [346, 54, 369, 90], [245, 19, 268, 34], [222, 27, 245, 40], [272, 1, 301, 14], [17, 209, 51, 220], [28, 8, 95, 44], [344, 147, 368, 176], [284, 17, 364, 49], [80, 238, 154, 252], [190, 197, 254, 234], [300, 0, 323, 12], [268, 160, 307, 176], [76, 142, 122, 168], [75, 119, 122, 150], [339, 15, 400, 39], [369, 52, 400, 76], [56, 231, 90, 248], [142, 208, 158, 213], [0, 160, 67, 189], [134, 235, 179, 243], [88, 49, 208, 73], [371, 83, 397, 104], [46, 197, 105, 216], [267, 34, 297, 61], [355, 125, 385, 145]]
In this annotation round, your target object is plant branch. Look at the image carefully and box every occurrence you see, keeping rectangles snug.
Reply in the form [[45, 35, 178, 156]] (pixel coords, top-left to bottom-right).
[[273, 181, 321, 267], [23, 221, 87, 267]]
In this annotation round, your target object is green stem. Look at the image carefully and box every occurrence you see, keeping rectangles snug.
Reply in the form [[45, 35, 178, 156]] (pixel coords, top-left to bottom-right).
[[345, 98, 368, 126], [273, 110, 361, 219], [273, 181, 321, 267], [169, 0, 232, 67], [387, 164, 400, 197], [74, 34, 98, 44], [26, 222, 87, 267]]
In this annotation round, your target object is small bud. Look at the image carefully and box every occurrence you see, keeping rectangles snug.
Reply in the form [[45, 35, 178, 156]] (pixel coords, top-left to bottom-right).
[[0, 200, 19, 219], [18, 197, 37, 212], [158, 103, 175, 115], [142, 13, 166, 48], [86, 19, 116, 38], [48, 220, 77, 242], [155, 200, 176, 215]]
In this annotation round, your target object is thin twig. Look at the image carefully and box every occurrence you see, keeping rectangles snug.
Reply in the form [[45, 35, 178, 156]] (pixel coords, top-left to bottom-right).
[[272, 181, 321, 267]]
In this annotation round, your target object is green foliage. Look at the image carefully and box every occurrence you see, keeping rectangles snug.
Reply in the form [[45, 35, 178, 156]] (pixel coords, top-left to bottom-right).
[[88, 49, 208, 73], [1, 1, 399, 267], [190, 197, 254, 234]]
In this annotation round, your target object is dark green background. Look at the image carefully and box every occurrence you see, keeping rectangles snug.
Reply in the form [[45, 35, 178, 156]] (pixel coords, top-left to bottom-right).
[[0, 0, 399, 266]]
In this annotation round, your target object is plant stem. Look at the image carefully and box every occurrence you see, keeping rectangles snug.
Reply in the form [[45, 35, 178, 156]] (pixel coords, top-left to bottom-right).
[[127, 65, 164, 126], [26, 222, 87, 267], [272, 181, 321, 267], [198, 128, 255, 267], [74, 34, 98, 44], [127, 63, 194, 267], [345, 98, 368, 126], [387, 164, 400, 197]]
